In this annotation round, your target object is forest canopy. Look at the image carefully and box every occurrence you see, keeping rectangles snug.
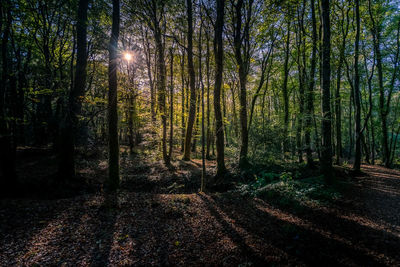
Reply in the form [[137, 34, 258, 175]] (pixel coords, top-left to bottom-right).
[[0, 0, 400, 190]]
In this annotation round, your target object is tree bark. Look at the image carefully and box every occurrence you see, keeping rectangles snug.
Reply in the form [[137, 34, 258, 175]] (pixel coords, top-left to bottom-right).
[[58, 0, 89, 179], [183, 0, 197, 161], [334, 6, 349, 165], [320, 0, 333, 182], [353, 0, 361, 171], [168, 47, 174, 163], [282, 19, 291, 156], [213, 0, 226, 178], [107, 0, 120, 190], [305, 0, 317, 167]]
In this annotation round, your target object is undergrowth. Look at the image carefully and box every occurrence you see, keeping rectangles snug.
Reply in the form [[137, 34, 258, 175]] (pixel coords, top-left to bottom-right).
[[235, 171, 343, 207]]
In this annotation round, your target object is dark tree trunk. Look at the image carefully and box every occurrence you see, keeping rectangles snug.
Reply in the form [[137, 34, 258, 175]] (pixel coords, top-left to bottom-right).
[[107, 0, 120, 190], [305, 0, 317, 167], [205, 28, 211, 160], [335, 6, 349, 165], [282, 20, 291, 155], [168, 47, 174, 163], [58, 0, 89, 180], [320, 0, 333, 182], [0, 4, 17, 192], [233, 0, 253, 169], [213, 0, 226, 178], [296, 3, 305, 163], [183, 0, 197, 161], [180, 47, 185, 152], [199, 17, 206, 191], [353, 0, 361, 171], [142, 29, 156, 122]]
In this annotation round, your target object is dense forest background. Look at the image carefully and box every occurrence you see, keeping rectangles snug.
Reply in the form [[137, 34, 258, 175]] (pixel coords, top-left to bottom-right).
[[1, 0, 400, 189]]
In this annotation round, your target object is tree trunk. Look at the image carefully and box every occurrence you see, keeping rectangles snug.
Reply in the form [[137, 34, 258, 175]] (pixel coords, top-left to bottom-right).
[[282, 20, 291, 155], [58, 0, 89, 180], [353, 0, 361, 171], [0, 5, 17, 192], [320, 0, 333, 182], [180, 48, 185, 152], [205, 27, 211, 160], [335, 6, 349, 165], [213, 0, 226, 178], [168, 47, 174, 163], [107, 0, 120, 190], [183, 0, 197, 161], [305, 0, 317, 167]]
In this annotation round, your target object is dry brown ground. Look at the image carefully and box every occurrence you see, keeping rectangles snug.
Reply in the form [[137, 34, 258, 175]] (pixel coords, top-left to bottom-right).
[[1, 160, 399, 266]]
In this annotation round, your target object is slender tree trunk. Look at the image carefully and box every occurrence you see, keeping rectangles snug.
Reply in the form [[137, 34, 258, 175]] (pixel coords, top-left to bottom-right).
[[128, 95, 134, 154], [205, 29, 211, 159], [213, 0, 226, 178], [142, 29, 156, 122], [282, 20, 291, 155], [368, 0, 389, 167], [180, 49, 185, 152], [305, 0, 317, 167], [296, 5, 305, 163], [320, 0, 333, 182], [199, 17, 206, 191], [168, 47, 174, 163], [183, 0, 197, 161], [353, 0, 361, 171], [107, 0, 120, 190], [335, 6, 349, 165]]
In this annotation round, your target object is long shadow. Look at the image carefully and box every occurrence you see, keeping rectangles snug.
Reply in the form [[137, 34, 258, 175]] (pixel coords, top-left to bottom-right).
[[95, 192, 196, 265], [0, 195, 102, 265], [198, 193, 285, 265], [0, 199, 66, 265], [207, 193, 397, 266], [88, 193, 118, 265]]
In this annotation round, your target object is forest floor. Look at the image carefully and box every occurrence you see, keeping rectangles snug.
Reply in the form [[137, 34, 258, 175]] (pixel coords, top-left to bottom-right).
[[1, 141, 400, 266]]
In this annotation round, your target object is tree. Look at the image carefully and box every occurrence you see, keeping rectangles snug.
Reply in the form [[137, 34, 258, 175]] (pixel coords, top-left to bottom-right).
[[213, 0, 227, 179], [334, 3, 349, 165], [58, 0, 89, 179], [320, 0, 333, 182], [168, 47, 174, 164], [305, 0, 317, 167], [0, 2, 17, 192], [183, 0, 197, 161], [231, 0, 254, 169], [353, 0, 361, 171], [108, 0, 120, 191], [282, 19, 291, 156]]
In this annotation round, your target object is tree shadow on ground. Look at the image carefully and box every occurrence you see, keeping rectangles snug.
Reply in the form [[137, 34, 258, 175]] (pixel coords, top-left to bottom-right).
[[201, 192, 399, 266]]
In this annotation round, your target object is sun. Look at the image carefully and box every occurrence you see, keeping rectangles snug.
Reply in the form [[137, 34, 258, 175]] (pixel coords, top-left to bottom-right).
[[124, 52, 133, 61]]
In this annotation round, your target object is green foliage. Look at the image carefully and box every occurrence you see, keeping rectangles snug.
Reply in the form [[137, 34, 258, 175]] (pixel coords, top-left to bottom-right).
[[238, 173, 343, 207]]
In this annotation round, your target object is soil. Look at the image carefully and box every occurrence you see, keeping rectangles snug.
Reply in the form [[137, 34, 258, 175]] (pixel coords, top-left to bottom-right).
[[0, 145, 399, 266]]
